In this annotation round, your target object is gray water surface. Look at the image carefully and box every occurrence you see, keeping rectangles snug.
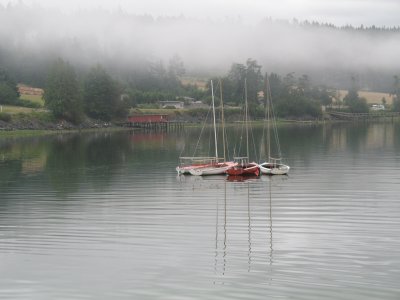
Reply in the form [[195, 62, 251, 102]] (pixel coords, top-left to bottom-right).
[[1, 123, 400, 299]]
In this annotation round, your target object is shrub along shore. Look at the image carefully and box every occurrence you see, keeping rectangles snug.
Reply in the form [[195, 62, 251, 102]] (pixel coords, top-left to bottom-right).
[[0, 111, 114, 133], [3, 106, 399, 137], [0, 106, 328, 131]]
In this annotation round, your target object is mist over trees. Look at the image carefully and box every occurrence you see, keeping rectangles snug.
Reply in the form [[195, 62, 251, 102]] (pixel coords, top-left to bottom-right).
[[36, 54, 400, 123], [1, 3, 400, 92], [2, 3, 400, 122]]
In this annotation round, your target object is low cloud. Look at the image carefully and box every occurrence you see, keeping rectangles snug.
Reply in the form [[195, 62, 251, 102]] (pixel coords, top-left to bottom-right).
[[1, 3, 399, 89]]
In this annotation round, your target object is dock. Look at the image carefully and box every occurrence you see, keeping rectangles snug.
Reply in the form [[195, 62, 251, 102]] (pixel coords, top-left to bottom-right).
[[327, 111, 400, 121], [125, 114, 185, 130]]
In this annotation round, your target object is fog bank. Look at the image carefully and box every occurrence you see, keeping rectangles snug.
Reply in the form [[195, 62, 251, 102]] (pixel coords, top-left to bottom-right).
[[1, 4, 400, 90]]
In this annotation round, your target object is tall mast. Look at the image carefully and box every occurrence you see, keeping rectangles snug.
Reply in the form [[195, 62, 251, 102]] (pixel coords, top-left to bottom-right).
[[266, 77, 271, 160], [211, 80, 218, 159], [245, 78, 249, 159], [219, 79, 226, 161]]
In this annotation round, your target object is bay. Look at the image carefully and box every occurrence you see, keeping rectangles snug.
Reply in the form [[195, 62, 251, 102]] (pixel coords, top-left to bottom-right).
[[0, 122, 400, 299]]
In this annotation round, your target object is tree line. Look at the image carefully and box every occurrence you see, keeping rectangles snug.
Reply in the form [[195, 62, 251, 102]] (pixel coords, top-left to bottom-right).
[[0, 55, 198, 123], [211, 59, 400, 118], [40, 57, 194, 123], [2, 57, 400, 123], [208, 60, 324, 119]]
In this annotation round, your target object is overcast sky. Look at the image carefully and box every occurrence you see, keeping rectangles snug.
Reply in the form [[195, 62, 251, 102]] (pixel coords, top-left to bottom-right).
[[1, 0, 400, 27]]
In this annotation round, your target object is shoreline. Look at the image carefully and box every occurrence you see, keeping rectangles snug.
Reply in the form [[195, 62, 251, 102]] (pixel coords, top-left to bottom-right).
[[2, 118, 399, 139], [1, 110, 399, 138], [0, 127, 133, 138]]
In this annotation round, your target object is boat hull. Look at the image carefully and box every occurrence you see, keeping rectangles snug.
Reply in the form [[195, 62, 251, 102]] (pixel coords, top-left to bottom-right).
[[259, 162, 290, 175], [226, 163, 260, 176], [176, 163, 213, 174], [189, 162, 237, 176]]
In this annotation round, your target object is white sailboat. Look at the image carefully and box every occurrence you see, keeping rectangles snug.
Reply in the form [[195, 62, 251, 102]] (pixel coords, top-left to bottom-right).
[[259, 77, 290, 175], [176, 156, 219, 175], [176, 80, 220, 175], [189, 80, 236, 176]]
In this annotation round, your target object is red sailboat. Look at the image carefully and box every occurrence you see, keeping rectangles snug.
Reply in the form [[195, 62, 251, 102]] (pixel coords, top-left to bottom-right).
[[226, 157, 260, 176], [226, 78, 259, 177]]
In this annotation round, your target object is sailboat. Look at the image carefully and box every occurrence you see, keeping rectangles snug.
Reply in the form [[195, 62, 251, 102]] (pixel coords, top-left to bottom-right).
[[189, 80, 236, 175], [176, 80, 222, 175], [226, 79, 259, 176], [259, 77, 290, 175], [176, 156, 218, 175]]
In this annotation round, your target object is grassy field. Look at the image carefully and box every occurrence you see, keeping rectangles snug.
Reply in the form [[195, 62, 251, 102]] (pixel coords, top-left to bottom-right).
[[20, 94, 45, 106], [0, 93, 45, 115], [337, 90, 394, 105], [0, 105, 40, 114], [180, 77, 207, 90]]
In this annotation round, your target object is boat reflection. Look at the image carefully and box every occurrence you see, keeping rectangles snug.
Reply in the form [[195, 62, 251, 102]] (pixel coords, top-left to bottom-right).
[[214, 180, 228, 279], [226, 174, 260, 182], [213, 176, 285, 283], [267, 177, 273, 268], [176, 173, 228, 191]]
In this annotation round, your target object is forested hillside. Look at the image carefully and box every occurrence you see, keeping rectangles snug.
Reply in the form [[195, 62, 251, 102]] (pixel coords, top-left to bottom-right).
[[1, 3, 400, 122]]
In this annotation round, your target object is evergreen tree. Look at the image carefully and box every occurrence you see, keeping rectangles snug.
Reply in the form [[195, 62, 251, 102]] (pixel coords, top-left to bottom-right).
[[392, 75, 400, 112], [264, 72, 322, 119], [43, 59, 83, 123], [168, 54, 185, 78], [266, 73, 284, 101], [394, 75, 400, 98], [226, 59, 263, 105], [83, 65, 127, 121], [343, 76, 369, 113], [245, 59, 263, 105], [227, 62, 246, 104], [0, 67, 19, 105]]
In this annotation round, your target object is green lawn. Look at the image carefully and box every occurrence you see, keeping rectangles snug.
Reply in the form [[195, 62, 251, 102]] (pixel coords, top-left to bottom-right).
[[20, 94, 45, 106], [0, 105, 38, 114], [131, 108, 184, 115]]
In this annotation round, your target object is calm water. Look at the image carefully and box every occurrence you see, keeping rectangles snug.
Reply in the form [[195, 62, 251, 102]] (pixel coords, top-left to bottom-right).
[[0, 123, 400, 299]]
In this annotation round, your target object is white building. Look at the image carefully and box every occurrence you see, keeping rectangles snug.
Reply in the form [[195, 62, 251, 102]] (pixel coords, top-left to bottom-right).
[[159, 101, 184, 109]]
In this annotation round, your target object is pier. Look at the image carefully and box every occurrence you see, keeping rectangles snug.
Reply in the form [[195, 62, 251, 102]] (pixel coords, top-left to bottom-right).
[[327, 111, 400, 121], [126, 114, 184, 130]]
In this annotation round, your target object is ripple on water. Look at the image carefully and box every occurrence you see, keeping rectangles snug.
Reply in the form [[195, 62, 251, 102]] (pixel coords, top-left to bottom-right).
[[1, 126, 400, 299]]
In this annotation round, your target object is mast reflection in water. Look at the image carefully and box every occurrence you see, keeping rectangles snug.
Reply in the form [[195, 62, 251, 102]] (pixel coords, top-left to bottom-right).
[[1, 123, 400, 299]]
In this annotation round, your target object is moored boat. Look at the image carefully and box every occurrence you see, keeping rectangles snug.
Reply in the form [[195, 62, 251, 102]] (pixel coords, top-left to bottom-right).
[[226, 79, 259, 177], [189, 161, 237, 176], [259, 76, 290, 175], [259, 158, 290, 175], [176, 156, 219, 175], [189, 79, 236, 176], [226, 157, 259, 176]]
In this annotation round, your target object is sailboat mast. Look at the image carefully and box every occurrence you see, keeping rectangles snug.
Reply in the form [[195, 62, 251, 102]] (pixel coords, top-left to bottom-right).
[[266, 77, 271, 160], [245, 78, 249, 159], [219, 79, 226, 161], [211, 80, 218, 159]]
